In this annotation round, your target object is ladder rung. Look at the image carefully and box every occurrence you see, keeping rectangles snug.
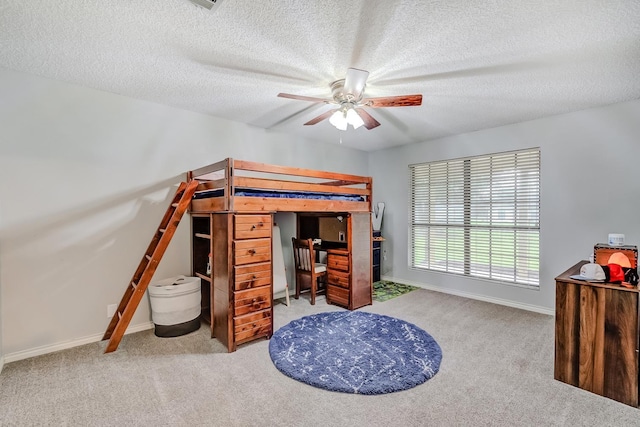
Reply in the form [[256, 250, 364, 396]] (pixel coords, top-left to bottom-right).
[[146, 255, 152, 261], [130, 281, 137, 290], [171, 203, 178, 208], [117, 311, 122, 320], [159, 228, 166, 233]]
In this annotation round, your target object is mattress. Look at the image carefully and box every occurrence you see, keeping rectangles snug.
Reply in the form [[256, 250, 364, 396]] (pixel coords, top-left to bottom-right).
[[193, 188, 364, 201]]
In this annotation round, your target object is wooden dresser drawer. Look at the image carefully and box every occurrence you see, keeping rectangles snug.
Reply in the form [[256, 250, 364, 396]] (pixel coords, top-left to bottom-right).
[[328, 270, 350, 288], [234, 215, 271, 240], [327, 253, 349, 272], [234, 310, 272, 343], [234, 286, 271, 316], [327, 249, 349, 271], [234, 262, 271, 290], [327, 284, 349, 307], [234, 238, 271, 265]]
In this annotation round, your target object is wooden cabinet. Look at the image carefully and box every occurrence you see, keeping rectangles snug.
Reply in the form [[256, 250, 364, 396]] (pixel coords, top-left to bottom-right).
[[326, 249, 350, 307], [555, 261, 639, 407], [193, 213, 273, 352], [324, 212, 372, 310]]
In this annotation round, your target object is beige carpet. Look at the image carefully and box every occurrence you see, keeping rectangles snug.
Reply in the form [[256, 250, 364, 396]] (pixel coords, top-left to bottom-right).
[[1, 289, 638, 426]]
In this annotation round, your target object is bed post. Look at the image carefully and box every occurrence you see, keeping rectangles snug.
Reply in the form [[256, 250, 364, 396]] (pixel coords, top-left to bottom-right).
[[226, 158, 233, 212], [366, 177, 373, 212]]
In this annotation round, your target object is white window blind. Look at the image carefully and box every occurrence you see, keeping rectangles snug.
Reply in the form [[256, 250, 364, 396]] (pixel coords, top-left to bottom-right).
[[409, 148, 540, 287]]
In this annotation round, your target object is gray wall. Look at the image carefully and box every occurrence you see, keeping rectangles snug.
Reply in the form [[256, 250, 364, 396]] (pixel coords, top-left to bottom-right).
[[0, 250, 3, 373], [370, 99, 640, 312], [0, 68, 368, 359]]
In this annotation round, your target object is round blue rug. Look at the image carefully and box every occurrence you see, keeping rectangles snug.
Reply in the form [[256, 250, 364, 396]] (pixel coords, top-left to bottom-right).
[[268, 311, 442, 395]]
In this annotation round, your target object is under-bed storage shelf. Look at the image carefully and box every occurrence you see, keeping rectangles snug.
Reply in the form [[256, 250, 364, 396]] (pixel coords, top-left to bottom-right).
[[192, 215, 212, 324]]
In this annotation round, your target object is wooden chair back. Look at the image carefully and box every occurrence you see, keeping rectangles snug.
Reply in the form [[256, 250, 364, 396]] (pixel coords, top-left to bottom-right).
[[292, 238, 326, 305]]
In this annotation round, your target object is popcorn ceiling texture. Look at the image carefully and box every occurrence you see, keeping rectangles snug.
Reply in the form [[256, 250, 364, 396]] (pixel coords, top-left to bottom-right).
[[1, 0, 639, 151]]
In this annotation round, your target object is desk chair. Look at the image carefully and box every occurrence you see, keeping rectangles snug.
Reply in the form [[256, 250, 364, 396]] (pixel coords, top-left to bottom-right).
[[292, 238, 327, 305]]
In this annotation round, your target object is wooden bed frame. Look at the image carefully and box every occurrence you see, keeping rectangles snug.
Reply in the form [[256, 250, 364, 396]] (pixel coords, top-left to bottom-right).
[[187, 158, 372, 213]]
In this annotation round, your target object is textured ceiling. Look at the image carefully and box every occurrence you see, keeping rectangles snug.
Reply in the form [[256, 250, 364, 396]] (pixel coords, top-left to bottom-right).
[[1, 0, 640, 152]]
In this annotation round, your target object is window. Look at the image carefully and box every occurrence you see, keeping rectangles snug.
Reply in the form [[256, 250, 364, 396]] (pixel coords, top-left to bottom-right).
[[409, 149, 540, 287]]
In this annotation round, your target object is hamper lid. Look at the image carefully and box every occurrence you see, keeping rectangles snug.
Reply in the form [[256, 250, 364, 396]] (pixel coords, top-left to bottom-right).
[[150, 275, 201, 290]]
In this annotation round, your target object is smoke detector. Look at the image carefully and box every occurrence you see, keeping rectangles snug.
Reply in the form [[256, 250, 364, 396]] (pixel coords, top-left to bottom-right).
[[187, 0, 223, 10]]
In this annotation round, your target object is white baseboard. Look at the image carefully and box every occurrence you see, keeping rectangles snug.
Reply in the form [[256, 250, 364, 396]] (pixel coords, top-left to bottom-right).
[[0, 355, 4, 374], [381, 275, 554, 316], [3, 322, 154, 364]]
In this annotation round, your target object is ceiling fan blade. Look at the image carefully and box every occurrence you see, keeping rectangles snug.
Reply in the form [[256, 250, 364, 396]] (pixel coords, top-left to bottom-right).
[[361, 94, 423, 108], [343, 68, 369, 99], [262, 103, 324, 129], [278, 93, 331, 103], [354, 108, 381, 130], [304, 109, 336, 126]]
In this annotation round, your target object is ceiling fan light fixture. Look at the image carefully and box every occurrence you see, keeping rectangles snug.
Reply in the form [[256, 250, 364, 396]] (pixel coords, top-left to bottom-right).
[[329, 109, 348, 131], [346, 108, 364, 130], [329, 104, 364, 131]]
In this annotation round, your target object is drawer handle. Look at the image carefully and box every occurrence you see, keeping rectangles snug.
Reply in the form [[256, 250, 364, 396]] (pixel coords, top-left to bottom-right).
[[252, 298, 257, 303], [251, 225, 256, 230], [252, 275, 257, 280], [248, 249, 256, 255]]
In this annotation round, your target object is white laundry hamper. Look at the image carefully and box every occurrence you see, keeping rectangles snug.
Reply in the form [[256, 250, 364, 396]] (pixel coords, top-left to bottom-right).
[[148, 275, 201, 337]]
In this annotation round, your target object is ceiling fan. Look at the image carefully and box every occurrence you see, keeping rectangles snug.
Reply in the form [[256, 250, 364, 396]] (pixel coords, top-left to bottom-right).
[[277, 68, 422, 131]]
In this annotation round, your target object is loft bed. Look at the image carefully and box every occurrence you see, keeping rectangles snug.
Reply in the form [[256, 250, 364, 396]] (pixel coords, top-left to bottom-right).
[[187, 158, 372, 213], [187, 158, 373, 352]]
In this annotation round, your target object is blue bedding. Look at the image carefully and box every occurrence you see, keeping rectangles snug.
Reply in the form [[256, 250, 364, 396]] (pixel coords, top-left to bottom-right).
[[193, 188, 364, 201]]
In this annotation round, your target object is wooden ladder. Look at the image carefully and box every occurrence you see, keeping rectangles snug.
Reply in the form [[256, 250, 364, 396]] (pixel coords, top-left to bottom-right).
[[102, 180, 199, 353]]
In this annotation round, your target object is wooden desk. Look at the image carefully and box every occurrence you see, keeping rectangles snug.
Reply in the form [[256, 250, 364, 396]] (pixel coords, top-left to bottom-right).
[[555, 261, 639, 406]]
